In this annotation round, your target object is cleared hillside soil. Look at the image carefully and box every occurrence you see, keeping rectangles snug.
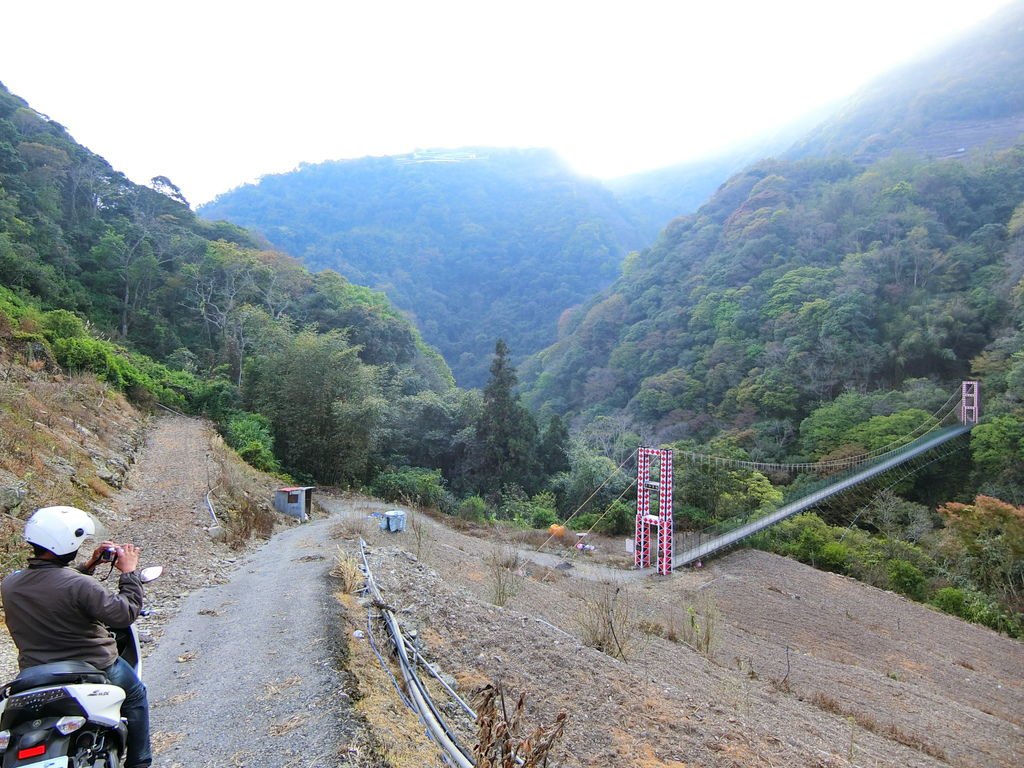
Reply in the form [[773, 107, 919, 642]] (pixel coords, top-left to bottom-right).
[[324, 498, 1023, 768]]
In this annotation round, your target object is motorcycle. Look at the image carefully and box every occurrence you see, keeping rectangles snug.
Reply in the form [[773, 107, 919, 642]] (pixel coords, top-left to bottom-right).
[[0, 565, 162, 768]]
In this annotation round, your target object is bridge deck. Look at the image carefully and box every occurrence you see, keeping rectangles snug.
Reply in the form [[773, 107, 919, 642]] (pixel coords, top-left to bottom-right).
[[670, 425, 971, 569]]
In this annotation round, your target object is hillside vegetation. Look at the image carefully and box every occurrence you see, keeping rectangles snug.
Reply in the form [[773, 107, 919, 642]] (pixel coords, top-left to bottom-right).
[[788, 1, 1024, 162], [0, 81, 469, 489], [524, 149, 1024, 443], [199, 149, 643, 386]]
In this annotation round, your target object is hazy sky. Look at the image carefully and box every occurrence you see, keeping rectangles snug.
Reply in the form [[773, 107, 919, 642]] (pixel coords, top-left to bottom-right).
[[0, 1, 1015, 205]]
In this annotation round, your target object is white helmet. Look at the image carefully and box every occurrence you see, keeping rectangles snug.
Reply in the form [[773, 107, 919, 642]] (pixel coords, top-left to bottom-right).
[[24, 506, 96, 556]]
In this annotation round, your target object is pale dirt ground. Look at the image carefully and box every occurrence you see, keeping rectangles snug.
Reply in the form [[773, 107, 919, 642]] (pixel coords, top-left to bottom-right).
[[323, 497, 1024, 768], [2, 414, 1021, 768]]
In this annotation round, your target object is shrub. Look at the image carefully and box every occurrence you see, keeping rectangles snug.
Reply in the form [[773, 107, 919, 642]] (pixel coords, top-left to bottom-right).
[[497, 485, 532, 522], [931, 587, 968, 617], [819, 540, 850, 573], [530, 505, 559, 529], [575, 581, 639, 661], [40, 309, 87, 341], [225, 412, 280, 472], [192, 377, 241, 422], [49, 335, 194, 408], [486, 545, 522, 607], [931, 586, 1022, 636], [679, 595, 719, 656], [456, 495, 489, 522], [371, 467, 447, 509], [236, 442, 279, 473], [567, 500, 635, 536], [527, 491, 558, 529], [567, 512, 600, 532], [599, 500, 634, 536], [887, 559, 926, 600]]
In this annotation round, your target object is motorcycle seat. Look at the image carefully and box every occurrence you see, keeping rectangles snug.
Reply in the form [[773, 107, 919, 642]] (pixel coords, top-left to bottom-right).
[[2, 661, 107, 697]]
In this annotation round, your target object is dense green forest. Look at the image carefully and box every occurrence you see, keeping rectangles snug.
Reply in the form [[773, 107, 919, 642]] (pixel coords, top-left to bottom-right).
[[198, 149, 643, 387], [0, 81, 581, 512], [523, 148, 1024, 478], [0, 80, 454, 488]]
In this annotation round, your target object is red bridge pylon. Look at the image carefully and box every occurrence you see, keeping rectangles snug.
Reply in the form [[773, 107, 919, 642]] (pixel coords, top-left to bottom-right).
[[961, 380, 980, 425], [635, 447, 674, 575]]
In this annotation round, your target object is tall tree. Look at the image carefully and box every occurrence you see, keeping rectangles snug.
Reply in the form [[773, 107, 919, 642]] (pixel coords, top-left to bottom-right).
[[245, 328, 381, 485], [538, 414, 571, 476], [475, 339, 539, 494]]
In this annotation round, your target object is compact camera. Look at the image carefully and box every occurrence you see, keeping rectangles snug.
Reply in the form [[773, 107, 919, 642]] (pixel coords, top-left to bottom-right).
[[99, 548, 118, 563]]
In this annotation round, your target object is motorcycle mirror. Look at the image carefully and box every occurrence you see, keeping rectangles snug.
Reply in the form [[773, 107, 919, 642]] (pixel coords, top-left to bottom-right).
[[139, 565, 163, 583]]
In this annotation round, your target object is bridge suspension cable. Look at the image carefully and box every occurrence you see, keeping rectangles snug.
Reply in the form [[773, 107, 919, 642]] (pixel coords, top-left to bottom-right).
[[674, 386, 966, 476], [533, 448, 638, 554]]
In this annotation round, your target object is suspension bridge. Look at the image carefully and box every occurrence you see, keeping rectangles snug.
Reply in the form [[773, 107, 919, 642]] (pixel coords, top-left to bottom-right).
[[584, 381, 982, 575]]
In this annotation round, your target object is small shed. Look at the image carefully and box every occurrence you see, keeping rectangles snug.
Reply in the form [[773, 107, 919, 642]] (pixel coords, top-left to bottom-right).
[[274, 486, 314, 521]]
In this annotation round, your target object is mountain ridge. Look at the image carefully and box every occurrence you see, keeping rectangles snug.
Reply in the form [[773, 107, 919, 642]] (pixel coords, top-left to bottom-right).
[[199, 148, 644, 386]]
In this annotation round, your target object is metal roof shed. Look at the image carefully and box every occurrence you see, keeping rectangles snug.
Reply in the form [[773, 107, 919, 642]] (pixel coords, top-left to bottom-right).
[[274, 486, 314, 521]]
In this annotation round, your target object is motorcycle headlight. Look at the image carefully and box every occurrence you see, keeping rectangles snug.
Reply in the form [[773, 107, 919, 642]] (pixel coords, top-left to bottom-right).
[[0, 729, 10, 750], [55, 716, 86, 736]]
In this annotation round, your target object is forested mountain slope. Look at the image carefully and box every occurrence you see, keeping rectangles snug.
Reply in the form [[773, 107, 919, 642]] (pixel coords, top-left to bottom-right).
[[0, 81, 454, 487], [198, 149, 644, 386], [0, 82, 445, 381], [523, 5, 1024, 479], [787, 0, 1024, 163], [522, 147, 1024, 459]]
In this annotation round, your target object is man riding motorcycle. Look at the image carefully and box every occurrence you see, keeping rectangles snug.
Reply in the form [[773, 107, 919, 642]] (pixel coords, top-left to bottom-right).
[[1, 506, 152, 768]]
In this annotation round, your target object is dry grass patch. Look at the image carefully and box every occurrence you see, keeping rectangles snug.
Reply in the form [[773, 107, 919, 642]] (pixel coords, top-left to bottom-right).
[[332, 515, 371, 540], [334, 592, 445, 767], [268, 713, 308, 736], [486, 544, 522, 607], [85, 475, 114, 498], [809, 690, 948, 761], [331, 547, 366, 594], [574, 580, 641, 661], [260, 675, 303, 700], [209, 433, 278, 548]]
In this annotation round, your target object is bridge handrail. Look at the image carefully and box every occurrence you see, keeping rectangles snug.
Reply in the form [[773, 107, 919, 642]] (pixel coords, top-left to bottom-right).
[[676, 390, 964, 476], [671, 424, 971, 568]]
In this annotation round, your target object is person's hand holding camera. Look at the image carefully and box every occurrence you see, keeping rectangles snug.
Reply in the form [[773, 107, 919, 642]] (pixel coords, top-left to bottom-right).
[[81, 540, 140, 575], [113, 543, 140, 574]]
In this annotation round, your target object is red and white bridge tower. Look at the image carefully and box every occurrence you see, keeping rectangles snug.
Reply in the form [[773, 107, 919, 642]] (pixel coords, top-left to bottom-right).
[[635, 447, 674, 575], [961, 380, 981, 425]]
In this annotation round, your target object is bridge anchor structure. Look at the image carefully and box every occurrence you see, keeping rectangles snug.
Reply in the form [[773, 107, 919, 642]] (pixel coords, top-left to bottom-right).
[[634, 447, 674, 575]]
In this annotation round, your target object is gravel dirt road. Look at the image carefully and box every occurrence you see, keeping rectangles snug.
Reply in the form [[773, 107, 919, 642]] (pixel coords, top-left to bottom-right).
[[0, 414, 375, 767], [143, 515, 356, 768]]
